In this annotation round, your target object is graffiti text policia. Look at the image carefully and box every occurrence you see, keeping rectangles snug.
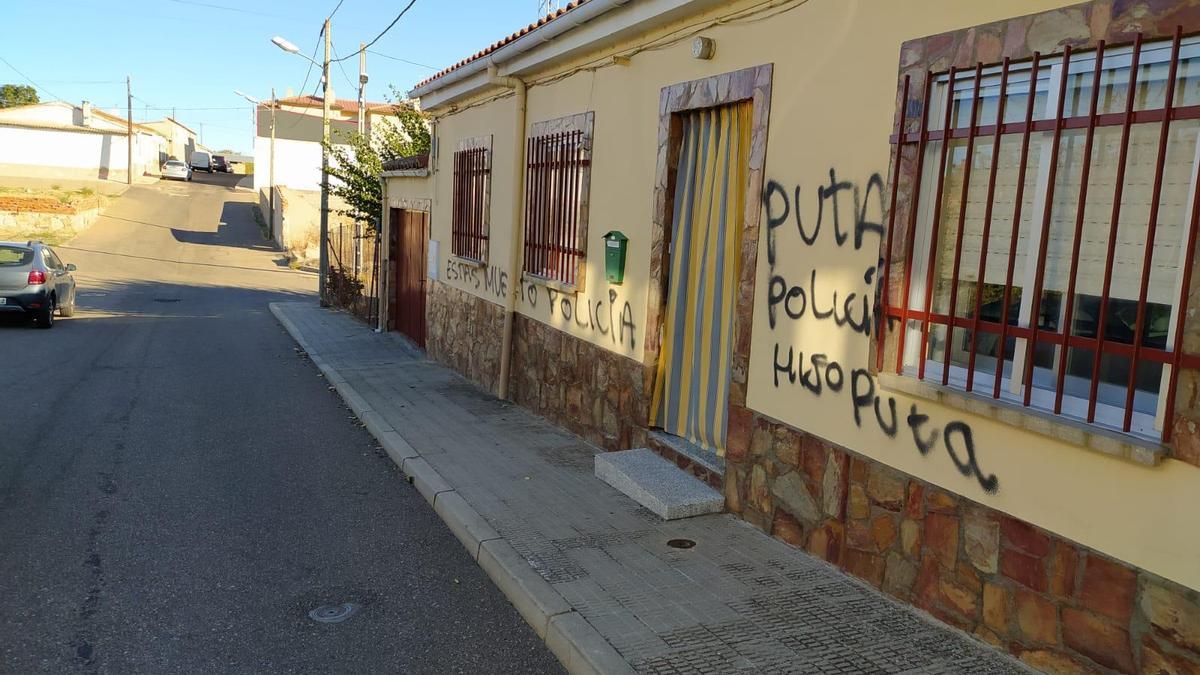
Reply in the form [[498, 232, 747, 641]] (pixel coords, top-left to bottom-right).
[[763, 169, 999, 494]]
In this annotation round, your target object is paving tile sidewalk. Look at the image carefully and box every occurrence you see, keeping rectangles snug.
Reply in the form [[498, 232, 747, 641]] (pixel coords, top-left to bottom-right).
[[271, 302, 1029, 675]]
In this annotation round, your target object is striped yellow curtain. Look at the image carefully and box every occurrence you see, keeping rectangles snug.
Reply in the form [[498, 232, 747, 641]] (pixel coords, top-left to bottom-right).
[[650, 102, 751, 454]]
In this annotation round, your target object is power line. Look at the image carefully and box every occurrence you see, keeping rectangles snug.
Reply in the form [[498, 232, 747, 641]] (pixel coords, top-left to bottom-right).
[[331, 42, 358, 93], [40, 79, 124, 85], [367, 50, 436, 70], [332, 0, 417, 62], [327, 0, 346, 20], [292, 26, 325, 102], [136, 105, 249, 111], [164, 0, 287, 19], [0, 56, 66, 102]]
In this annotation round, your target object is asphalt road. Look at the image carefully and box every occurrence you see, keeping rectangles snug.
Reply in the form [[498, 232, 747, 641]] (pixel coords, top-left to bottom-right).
[[0, 171, 562, 674]]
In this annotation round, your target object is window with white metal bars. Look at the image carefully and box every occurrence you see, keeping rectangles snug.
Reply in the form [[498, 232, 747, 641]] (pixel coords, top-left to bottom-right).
[[880, 28, 1200, 442], [452, 144, 490, 261], [522, 129, 591, 287]]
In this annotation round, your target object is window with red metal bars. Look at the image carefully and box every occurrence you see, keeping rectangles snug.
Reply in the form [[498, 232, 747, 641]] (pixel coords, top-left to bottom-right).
[[452, 145, 490, 261], [880, 29, 1200, 443], [523, 128, 591, 287]]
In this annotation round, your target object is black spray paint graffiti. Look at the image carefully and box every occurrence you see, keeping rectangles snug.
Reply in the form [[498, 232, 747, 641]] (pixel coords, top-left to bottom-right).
[[762, 170, 999, 494], [763, 171, 886, 337], [443, 257, 637, 350], [772, 345, 998, 494], [519, 282, 637, 350], [762, 168, 886, 253], [445, 259, 508, 301]]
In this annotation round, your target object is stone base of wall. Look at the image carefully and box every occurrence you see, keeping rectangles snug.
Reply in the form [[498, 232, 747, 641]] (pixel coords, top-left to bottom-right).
[[644, 435, 722, 490], [510, 313, 649, 452], [426, 280, 504, 394], [0, 203, 102, 242], [725, 413, 1200, 674]]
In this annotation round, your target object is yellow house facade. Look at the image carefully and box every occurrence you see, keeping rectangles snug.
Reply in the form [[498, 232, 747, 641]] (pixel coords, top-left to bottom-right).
[[381, 1, 1200, 671]]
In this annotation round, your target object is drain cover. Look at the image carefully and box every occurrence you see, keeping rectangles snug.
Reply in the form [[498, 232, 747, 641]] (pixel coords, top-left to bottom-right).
[[667, 538, 696, 549], [308, 603, 360, 623]]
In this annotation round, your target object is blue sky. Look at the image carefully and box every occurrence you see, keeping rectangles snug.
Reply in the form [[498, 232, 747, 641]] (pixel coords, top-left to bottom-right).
[[2, 0, 547, 153]]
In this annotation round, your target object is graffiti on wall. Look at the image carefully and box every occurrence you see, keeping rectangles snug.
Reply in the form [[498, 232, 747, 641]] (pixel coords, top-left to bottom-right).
[[445, 258, 509, 301], [763, 170, 999, 494], [442, 255, 638, 350], [519, 280, 637, 350]]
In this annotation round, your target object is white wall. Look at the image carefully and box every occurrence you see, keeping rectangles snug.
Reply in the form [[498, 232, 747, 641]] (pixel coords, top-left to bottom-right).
[[0, 125, 162, 180], [0, 126, 126, 179], [253, 136, 350, 192]]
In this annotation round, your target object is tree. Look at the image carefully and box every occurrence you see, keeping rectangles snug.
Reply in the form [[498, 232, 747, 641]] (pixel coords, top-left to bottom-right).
[[0, 84, 38, 108], [324, 91, 430, 234]]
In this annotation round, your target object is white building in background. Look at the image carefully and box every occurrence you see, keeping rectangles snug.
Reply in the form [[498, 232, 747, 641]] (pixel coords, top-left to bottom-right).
[[142, 117, 197, 163], [0, 101, 167, 181], [251, 95, 407, 193]]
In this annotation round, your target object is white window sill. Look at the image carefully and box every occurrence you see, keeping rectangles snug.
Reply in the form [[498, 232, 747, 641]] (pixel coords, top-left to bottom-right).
[[521, 272, 582, 295], [876, 372, 1166, 467], [453, 255, 486, 268]]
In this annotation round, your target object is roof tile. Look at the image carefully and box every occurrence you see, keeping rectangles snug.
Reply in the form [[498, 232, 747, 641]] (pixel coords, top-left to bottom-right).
[[412, 0, 588, 90]]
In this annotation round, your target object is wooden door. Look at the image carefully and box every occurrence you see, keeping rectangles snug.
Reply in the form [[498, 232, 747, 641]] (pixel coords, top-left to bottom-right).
[[387, 208, 400, 332], [391, 208, 429, 347]]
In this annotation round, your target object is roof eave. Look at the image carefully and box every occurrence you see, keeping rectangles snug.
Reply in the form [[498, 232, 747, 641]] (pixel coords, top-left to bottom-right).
[[409, 0, 727, 110]]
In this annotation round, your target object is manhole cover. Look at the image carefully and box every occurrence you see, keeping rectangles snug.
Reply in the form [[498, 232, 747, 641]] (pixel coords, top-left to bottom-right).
[[666, 538, 696, 549], [308, 602, 360, 623], [153, 298, 182, 303]]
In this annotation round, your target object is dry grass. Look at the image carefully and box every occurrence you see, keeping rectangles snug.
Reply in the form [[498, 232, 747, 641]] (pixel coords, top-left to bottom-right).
[[0, 185, 108, 211]]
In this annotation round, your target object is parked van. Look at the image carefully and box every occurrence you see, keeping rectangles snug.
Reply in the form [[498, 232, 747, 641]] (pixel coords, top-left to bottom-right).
[[189, 151, 212, 173]]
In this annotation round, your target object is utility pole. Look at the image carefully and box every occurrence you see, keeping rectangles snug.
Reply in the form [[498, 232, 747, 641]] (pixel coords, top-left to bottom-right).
[[126, 76, 133, 185], [269, 87, 276, 236], [356, 43, 368, 280], [319, 17, 332, 306], [357, 43, 367, 136]]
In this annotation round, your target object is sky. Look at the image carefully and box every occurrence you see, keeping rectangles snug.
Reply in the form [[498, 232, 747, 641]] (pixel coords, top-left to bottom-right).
[[1, 0, 555, 153]]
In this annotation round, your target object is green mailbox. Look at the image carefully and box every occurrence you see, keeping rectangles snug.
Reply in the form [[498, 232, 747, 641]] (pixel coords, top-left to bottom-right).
[[603, 231, 628, 284]]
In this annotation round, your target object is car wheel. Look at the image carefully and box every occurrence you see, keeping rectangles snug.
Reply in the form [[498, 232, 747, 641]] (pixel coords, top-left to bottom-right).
[[36, 296, 55, 329]]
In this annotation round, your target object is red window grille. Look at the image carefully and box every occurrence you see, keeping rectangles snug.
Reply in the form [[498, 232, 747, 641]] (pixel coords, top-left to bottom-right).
[[523, 129, 590, 286], [452, 146, 490, 261], [879, 29, 1200, 442]]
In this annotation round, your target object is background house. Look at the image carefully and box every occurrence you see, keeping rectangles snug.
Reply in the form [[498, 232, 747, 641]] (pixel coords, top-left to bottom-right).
[[143, 117, 197, 163], [254, 94, 411, 266], [0, 101, 165, 181], [252, 95, 403, 193], [380, 1, 1200, 673]]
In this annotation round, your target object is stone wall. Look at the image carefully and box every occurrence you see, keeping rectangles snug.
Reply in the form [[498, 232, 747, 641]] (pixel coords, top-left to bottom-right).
[[725, 414, 1200, 673], [0, 196, 102, 241], [510, 313, 649, 452], [426, 280, 505, 394]]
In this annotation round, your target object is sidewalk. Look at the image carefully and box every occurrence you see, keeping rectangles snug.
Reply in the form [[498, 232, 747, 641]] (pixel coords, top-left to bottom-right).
[[270, 302, 1028, 675]]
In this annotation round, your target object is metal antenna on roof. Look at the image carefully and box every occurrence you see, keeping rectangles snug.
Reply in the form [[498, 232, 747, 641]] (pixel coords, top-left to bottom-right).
[[537, 0, 561, 16]]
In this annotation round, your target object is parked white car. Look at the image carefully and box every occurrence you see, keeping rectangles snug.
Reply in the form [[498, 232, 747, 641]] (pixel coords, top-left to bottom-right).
[[162, 159, 192, 181]]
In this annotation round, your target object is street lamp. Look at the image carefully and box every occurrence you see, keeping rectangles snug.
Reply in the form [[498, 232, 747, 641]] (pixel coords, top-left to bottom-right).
[[272, 22, 332, 307], [235, 89, 276, 240], [270, 36, 302, 55]]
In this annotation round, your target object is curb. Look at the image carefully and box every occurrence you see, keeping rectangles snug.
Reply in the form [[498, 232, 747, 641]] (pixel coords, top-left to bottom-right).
[[269, 303, 634, 675]]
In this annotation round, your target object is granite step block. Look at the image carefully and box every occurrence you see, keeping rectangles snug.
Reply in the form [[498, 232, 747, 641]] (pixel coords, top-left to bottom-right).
[[594, 448, 724, 520]]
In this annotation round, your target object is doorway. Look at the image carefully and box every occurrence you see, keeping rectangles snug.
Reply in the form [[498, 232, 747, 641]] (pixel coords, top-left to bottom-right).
[[388, 207, 429, 347], [649, 102, 753, 455]]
